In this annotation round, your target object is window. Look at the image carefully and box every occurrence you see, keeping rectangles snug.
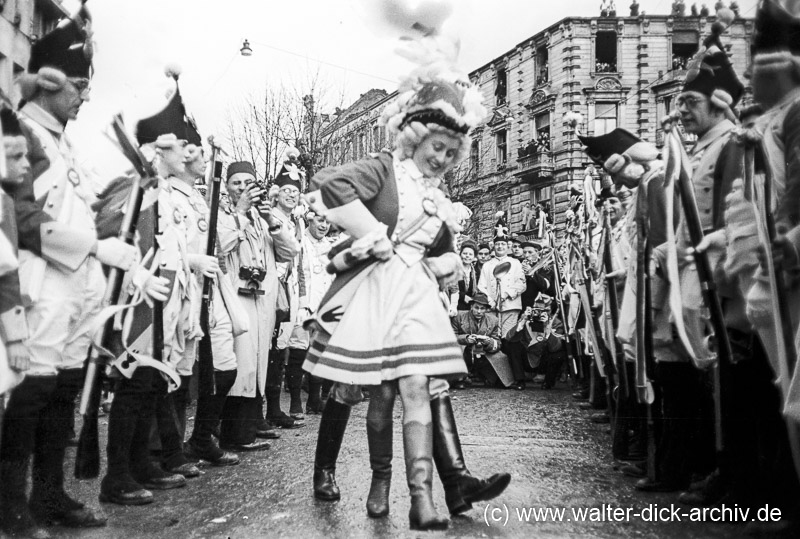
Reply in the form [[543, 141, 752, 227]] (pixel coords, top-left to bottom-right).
[[535, 113, 551, 152], [496, 131, 508, 166], [536, 46, 549, 85], [359, 132, 366, 157], [595, 31, 617, 73], [495, 68, 508, 106], [470, 140, 480, 172], [594, 103, 618, 136], [671, 31, 698, 71]]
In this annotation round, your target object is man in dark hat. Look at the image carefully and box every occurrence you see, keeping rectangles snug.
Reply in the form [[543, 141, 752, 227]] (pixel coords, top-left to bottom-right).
[[269, 162, 308, 427], [99, 83, 201, 506], [165, 89, 241, 469], [708, 1, 800, 529], [1, 7, 136, 533], [520, 240, 554, 310], [217, 161, 300, 451], [451, 292, 502, 378]]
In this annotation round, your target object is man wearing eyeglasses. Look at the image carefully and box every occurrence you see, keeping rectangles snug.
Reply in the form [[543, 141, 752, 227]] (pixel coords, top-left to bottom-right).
[[1, 8, 135, 535], [266, 160, 308, 428], [646, 30, 744, 497]]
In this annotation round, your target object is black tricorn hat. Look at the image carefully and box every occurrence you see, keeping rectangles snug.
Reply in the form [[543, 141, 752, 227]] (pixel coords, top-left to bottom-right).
[[184, 115, 202, 147], [136, 88, 193, 146], [682, 47, 744, 107], [753, 0, 800, 56], [274, 162, 303, 190], [1, 108, 23, 137], [29, 4, 93, 78], [578, 128, 641, 167]]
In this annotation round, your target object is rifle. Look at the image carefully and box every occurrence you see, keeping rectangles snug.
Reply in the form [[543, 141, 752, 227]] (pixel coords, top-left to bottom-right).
[[666, 128, 731, 456], [549, 233, 582, 381], [75, 114, 153, 479], [602, 203, 627, 401], [633, 181, 657, 481], [197, 143, 223, 397], [750, 141, 800, 480]]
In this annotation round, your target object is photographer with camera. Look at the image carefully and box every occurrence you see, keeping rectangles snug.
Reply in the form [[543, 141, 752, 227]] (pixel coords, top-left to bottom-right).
[[451, 292, 511, 388], [505, 298, 566, 389], [217, 161, 300, 451]]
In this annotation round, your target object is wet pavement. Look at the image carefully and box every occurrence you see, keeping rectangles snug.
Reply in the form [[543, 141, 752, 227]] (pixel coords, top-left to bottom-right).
[[41, 383, 791, 538]]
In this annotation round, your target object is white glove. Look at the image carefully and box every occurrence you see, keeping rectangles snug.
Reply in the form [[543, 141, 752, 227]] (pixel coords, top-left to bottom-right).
[[187, 254, 220, 278], [95, 238, 137, 271], [133, 267, 170, 306]]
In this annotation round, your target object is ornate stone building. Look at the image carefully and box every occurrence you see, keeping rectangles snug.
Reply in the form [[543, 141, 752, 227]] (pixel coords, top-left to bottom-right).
[[316, 12, 754, 241]]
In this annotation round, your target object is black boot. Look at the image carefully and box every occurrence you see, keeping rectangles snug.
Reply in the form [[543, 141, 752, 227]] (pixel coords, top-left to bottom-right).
[[431, 395, 511, 514], [306, 375, 323, 414], [287, 348, 306, 419], [365, 387, 394, 518], [0, 461, 50, 539], [313, 399, 351, 501], [404, 421, 449, 531]]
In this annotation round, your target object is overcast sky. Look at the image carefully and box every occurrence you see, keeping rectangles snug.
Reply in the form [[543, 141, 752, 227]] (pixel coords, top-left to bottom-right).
[[61, 0, 758, 177]]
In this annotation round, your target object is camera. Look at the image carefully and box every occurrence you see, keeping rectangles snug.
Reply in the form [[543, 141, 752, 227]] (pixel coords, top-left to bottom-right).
[[239, 266, 267, 283], [238, 265, 267, 296]]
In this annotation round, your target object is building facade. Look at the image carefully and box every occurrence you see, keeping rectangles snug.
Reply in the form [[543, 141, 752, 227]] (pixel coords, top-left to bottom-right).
[[0, 0, 68, 106], [316, 12, 754, 242]]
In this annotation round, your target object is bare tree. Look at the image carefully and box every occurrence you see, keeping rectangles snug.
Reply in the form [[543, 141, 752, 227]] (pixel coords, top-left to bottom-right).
[[224, 69, 349, 188]]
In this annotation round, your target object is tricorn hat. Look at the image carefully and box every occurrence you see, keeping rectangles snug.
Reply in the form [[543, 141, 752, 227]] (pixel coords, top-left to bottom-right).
[[136, 68, 199, 147], [28, 4, 93, 79], [0, 108, 22, 137], [578, 128, 656, 174], [274, 162, 303, 191], [753, 0, 800, 56]]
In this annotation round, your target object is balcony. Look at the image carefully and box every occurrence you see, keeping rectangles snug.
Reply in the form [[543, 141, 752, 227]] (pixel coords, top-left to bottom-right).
[[516, 151, 554, 184]]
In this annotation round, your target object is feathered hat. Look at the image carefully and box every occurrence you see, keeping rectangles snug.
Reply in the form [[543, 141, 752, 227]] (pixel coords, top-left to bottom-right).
[[681, 8, 744, 115], [376, 3, 486, 158], [18, 1, 93, 100], [136, 65, 199, 147], [273, 146, 304, 190]]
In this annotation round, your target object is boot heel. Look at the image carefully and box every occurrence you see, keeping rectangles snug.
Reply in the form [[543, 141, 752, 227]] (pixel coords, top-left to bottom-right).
[[366, 473, 391, 517]]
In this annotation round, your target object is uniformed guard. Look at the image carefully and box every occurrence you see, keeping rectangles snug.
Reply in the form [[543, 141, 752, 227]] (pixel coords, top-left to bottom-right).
[[0, 6, 135, 534], [99, 79, 197, 505]]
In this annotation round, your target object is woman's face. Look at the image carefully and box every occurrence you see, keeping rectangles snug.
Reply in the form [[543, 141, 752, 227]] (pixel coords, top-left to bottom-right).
[[412, 132, 461, 178], [460, 247, 476, 265]]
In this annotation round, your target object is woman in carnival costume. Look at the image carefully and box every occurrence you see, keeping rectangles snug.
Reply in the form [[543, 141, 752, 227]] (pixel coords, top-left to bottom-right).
[[302, 27, 506, 529]]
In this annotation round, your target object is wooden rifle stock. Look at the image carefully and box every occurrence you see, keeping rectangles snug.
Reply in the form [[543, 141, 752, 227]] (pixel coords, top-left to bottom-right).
[[75, 114, 151, 479], [671, 132, 731, 454], [197, 154, 223, 397]]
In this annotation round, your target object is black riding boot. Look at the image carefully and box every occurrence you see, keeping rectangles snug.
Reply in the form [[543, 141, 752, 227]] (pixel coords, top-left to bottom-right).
[[313, 399, 351, 500], [365, 384, 395, 517], [431, 394, 511, 514], [404, 421, 449, 531]]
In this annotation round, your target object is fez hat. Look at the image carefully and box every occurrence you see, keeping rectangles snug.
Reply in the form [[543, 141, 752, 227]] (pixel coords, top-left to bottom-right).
[[226, 161, 256, 180]]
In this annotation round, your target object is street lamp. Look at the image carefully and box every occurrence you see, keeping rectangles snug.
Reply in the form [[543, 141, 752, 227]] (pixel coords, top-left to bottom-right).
[[240, 39, 253, 57]]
